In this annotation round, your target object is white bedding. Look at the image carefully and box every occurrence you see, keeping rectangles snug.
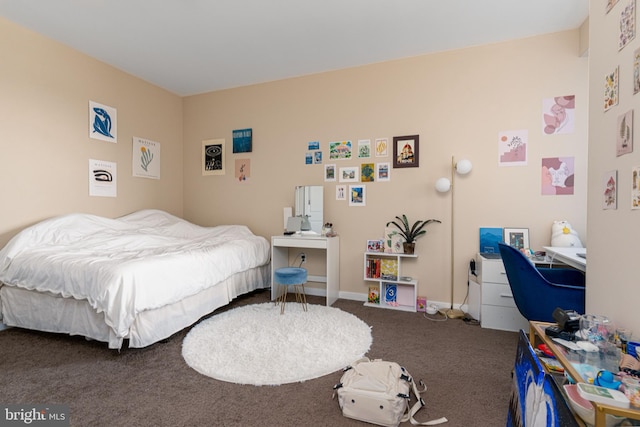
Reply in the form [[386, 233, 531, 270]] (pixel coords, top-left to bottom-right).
[[0, 209, 271, 345]]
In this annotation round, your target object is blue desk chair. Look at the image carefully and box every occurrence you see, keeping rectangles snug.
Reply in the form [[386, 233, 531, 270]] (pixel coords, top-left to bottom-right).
[[274, 267, 308, 314], [498, 243, 585, 322]]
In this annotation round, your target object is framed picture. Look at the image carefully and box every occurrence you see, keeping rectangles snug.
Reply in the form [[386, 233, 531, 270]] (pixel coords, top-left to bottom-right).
[[376, 162, 390, 182], [504, 228, 530, 250], [393, 135, 419, 168], [324, 164, 336, 181], [367, 239, 384, 252], [202, 138, 225, 175], [232, 128, 252, 153], [339, 166, 359, 182], [349, 184, 366, 206]]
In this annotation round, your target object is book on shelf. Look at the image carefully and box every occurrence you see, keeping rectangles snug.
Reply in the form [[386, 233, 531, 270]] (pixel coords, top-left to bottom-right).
[[366, 257, 381, 279], [384, 283, 397, 303], [368, 286, 380, 304], [380, 258, 398, 278]]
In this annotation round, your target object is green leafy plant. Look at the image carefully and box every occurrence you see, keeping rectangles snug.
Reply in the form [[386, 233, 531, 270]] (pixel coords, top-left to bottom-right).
[[386, 215, 441, 243]]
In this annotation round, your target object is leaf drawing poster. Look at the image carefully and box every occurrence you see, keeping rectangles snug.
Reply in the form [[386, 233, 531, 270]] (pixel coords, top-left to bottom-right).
[[498, 129, 527, 166], [617, 109, 634, 156], [132, 137, 160, 179], [541, 157, 575, 195]]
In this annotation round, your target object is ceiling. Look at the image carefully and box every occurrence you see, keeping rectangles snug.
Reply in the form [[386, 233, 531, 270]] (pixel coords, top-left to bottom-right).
[[0, 0, 589, 97]]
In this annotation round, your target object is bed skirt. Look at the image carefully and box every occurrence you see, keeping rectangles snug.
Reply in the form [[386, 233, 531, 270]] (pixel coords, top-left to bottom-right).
[[0, 265, 270, 349]]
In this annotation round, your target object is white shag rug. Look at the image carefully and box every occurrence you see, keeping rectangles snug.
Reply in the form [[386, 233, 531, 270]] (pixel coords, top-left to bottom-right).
[[182, 302, 372, 386]]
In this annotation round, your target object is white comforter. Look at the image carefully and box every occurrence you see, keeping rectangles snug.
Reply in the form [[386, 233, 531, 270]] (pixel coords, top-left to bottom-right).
[[0, 209, 270, 340]]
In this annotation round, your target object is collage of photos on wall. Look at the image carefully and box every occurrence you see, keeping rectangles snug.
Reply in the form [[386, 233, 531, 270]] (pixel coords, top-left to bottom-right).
[[303, 135, 419, 207]]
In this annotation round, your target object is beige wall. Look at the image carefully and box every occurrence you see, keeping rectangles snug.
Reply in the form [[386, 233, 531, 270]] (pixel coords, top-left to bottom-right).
[[1, 15, 590, 310], [0, 17, 184, 246], [587, 1, 640, 333], [183, 30, 588, 307]]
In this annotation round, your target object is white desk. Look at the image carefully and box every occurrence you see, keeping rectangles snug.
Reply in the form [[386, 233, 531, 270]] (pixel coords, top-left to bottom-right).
[[271, 235, 340, 306], [543, 246, 586, 272]]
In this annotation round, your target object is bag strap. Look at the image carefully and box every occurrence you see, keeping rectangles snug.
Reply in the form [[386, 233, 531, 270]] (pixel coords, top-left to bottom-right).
[[400, 373, 448, 425]]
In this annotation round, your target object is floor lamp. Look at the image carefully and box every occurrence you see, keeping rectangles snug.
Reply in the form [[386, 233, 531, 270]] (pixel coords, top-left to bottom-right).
[[435, 156, 472, 319]]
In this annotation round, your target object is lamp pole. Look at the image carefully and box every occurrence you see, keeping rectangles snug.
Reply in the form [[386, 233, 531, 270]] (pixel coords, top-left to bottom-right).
[[445, 156, 465, 318]]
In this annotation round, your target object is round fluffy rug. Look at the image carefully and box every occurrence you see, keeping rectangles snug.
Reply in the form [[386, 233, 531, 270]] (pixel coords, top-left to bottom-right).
[[182, 302, 372, 386]]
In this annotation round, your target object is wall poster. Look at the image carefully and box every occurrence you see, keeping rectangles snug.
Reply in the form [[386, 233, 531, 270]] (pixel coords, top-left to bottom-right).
[[89, 100, 117, 143], [132, 137, 160, 179], [202, 139, 225, 176], [541, 157, 575, 195], [498, 129, 528, 166], [89, 159, 117, 197]]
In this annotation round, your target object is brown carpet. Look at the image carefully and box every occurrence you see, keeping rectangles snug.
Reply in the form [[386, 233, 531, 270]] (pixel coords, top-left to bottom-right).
[[0, 290, 518, 426]]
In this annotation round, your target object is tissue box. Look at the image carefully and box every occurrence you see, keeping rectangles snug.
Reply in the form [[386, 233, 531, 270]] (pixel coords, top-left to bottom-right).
[[416, 296, 427, 312]]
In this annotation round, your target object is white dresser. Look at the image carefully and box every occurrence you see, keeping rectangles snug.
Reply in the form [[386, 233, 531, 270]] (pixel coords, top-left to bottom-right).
[[468, 253, 529, 332]]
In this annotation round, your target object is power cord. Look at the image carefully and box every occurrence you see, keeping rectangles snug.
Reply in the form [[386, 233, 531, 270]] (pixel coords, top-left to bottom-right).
[[423, 304, 448, 322]]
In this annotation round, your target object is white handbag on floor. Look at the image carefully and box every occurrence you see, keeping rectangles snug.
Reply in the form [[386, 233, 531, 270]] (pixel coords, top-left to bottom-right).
[[333, 357, 448, 427]]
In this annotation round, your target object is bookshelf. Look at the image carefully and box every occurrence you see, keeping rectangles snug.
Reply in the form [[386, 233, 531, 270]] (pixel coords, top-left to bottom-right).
[[363, 252, 417, 312]]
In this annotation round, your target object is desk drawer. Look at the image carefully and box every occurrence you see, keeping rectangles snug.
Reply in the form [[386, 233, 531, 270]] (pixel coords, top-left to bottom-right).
[[482, 282, 517, 308], [478, 259, 508, 284]]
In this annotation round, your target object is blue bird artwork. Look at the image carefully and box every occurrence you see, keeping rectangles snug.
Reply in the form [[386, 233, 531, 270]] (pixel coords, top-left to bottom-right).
[[92, 107, 114, 138]]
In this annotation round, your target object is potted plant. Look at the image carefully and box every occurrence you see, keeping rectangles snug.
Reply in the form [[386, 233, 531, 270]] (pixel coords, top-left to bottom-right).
[[386, 215, 441, 254]]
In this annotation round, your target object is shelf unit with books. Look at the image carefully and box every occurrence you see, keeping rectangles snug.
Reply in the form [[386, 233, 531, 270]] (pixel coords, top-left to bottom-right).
[[363, 252, 417, 312]]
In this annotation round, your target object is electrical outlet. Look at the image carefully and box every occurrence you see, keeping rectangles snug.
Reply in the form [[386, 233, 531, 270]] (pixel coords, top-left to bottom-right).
[[300, 252, 306, 263]]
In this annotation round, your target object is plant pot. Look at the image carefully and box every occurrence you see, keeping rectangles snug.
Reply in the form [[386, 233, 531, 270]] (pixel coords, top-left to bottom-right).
[[403, 242, 415, 254]]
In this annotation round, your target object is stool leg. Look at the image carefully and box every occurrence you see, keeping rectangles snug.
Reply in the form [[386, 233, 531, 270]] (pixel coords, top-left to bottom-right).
[[280, 285, 288, 314], [297, 284, 308, 311]]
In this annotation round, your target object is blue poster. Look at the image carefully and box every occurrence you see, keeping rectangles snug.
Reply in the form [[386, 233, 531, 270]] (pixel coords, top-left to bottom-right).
[[479, 227, 503, 254], [233, 128, 252, 153]]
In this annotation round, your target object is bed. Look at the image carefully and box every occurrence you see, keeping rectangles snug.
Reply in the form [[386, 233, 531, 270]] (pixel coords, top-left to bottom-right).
[[0, 209, 271, 349]]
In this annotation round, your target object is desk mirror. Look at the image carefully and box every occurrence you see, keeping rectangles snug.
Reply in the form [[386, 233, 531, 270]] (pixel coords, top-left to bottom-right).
[[294, 186, 323, 234]]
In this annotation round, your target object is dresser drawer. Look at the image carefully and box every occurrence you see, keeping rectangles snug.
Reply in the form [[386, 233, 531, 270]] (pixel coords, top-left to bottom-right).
[[477, 258, 508, 284], [480, 305, 529, 332], [482, 282, 517, 308]]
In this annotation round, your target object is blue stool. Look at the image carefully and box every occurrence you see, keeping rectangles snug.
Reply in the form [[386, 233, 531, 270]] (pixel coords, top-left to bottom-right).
[[274, 267, 308, 314]]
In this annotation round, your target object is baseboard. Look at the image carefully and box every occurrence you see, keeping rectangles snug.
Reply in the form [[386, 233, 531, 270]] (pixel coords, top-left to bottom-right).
[[301, 287, 463, 313]]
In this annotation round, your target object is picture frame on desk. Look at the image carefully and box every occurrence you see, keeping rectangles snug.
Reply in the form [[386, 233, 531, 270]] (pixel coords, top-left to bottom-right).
[[504, 227, 529, 250]]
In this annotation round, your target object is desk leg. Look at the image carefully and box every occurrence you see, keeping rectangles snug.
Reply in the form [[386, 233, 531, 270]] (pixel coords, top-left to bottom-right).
[[594, 407, 606, 427], [529, 323, 537, 345], [325, 238, 339, 306]]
